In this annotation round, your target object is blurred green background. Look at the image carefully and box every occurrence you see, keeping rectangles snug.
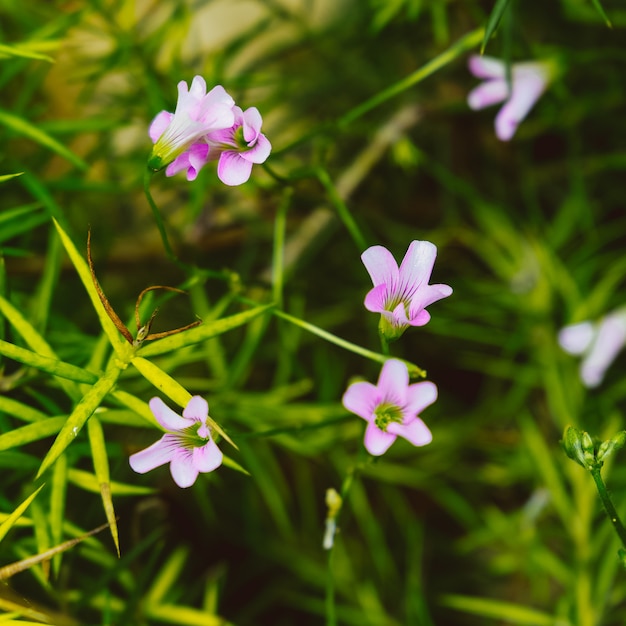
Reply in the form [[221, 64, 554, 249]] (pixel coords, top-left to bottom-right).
[[1, 0, 626, 624]]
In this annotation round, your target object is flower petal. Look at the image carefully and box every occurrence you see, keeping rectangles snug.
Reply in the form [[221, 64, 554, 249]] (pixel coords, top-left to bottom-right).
[[580, 313, 626, 388], [405, 381, 438, 415], [377, 359, 409, 407], [361, 245, 400, 288], [389, 418, 432, 446], [242, 106, 263, 142], [364, 283, 388, 313], [398, 240, 437, 295], [149, 111, 174, 143], [342, 381, 379, 420], [193, 440, 223, 473], [129, 435, 176, 474], [217, 151, 253, 186], [467, 78, 509, 110], [183, 395, 209, 423], [241, 133, 272, 164], [169, 449, 199, 488], [558, 322, 595, 355], [364, 422, 397, 456], [468, 55, 506, 79], [494, 67, 548, 141], [149, 397, 191, 431]]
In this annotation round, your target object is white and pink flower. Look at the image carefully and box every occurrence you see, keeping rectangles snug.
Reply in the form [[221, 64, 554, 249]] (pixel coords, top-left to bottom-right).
[[129, 396, 222, 488], [342, 359, 436, 457]]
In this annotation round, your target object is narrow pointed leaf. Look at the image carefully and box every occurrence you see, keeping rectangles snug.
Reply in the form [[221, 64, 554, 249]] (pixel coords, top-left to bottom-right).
[[0, 485, 45, 544], [53, 218, 131, 356], [131, 357, 191, 408], [0, 417, 66, 451], [481, 0, 512, 53], [36, 362, 123, 478], [0, 109, 86, 170], [136, 304, 274, 357], [50, 453, 67, 576], [0, 396, 48, 423], [0, 295, 80, 399], [0, 339, 98, 384], [87, 417, 120, 556], [0, 42, 55, 62], [0, 172, 24, 182], [67, 468, 155, 496]]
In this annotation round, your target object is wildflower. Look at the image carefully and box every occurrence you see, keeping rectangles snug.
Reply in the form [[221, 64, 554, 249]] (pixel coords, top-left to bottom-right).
[[204, 106, 272, 186], [129, 396, 223, 488], [361, 240, 452, 341], [148, 77, 235, 177], [467, 55, 553, 141], [558, 308, 626, 388], [342, 359, 436, 456]]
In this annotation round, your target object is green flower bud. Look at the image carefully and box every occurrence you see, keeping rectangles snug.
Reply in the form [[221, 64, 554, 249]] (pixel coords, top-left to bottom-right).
[[562, 426, 587, 468]]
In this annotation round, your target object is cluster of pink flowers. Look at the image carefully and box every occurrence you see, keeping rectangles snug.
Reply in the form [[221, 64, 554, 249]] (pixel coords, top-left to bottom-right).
[[148, 76, 271, 186], [342, 240, 452, 456]]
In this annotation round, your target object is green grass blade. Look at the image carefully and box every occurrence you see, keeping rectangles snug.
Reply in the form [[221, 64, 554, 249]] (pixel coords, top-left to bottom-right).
[[66, 468, 155, 496], [53, 218, 131, 357], [481, 0, 512, 53], [0, 42, 55, 62], [0, 172, 23, 182], [50, 453, 67, 576], [0, 396, 48, 423], [0, 417, 66, 451], [36, 362, 123, 478], [131, 357, 191, 408], [590, 0, 612, 27], [0, 339, 98, 384], [136, 303, 274, 358], [0, 485, 45, 544], [87, 417, 120, 556], [0, 109, 87, 171], [440, 594, 566, 625]]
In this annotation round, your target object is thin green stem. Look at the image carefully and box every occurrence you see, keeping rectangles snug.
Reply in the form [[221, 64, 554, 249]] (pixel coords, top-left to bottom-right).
[[316, 167, 367, 251], [272, 188, 292, 308], [338, 27, 484, 128], [590, 467, 626, 549], [143, 169, 189, 271], [272, 309, 426, 378]]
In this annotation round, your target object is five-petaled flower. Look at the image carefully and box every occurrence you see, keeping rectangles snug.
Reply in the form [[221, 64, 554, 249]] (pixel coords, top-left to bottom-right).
[[148, 77, 235, 176], [467, 55, 554, 141], [129, 396, 223, 488], [361, 240, 452, 341], [204, 105, 272, 186], [342, 359, 436, 456], [148, 76, 271, 185], [558, 307, 626, 388]]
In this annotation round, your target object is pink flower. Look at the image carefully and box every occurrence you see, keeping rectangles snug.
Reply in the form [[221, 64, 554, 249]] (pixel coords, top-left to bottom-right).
[[558, 308, 626, 388], [467, 55, 553, 141], [342, 359, 436, 456], [204, 106, 272, 186], [148, 77, 235, 177], [361, 240, 452, 341], [129, 396, 223, 488]]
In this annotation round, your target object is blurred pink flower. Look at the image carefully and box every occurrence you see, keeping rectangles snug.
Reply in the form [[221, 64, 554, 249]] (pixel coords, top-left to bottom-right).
[[342, 359, 436, 456], [558, 309, 626, 388], [148, 77, 235, 177], [467, 55, 553, 141], [129, 396, 222, 488], [361, 240, 452, 341], [205, 106, 272, 186]]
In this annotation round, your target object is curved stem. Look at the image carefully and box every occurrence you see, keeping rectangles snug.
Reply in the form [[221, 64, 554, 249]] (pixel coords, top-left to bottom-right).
[[590, 467, 626, 549]]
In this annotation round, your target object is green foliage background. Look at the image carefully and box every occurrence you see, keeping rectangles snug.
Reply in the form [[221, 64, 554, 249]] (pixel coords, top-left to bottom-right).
[[1, 0, 626, 624]]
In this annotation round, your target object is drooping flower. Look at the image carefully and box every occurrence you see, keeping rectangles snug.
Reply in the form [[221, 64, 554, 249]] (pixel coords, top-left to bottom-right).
[[204, 105, 272, 186], [361, 240, 452, 341], [342, 359, 436, 456], [467, 55, 554, 141], [558, 308, 626, 388], [129, 396, 223, 488], [148, 77, 235, 177]]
